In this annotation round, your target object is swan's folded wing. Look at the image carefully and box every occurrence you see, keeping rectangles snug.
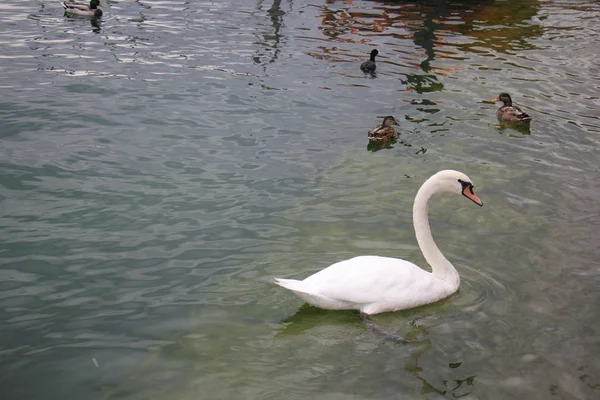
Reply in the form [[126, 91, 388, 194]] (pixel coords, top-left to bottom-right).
[[302, 255, 438, 305]]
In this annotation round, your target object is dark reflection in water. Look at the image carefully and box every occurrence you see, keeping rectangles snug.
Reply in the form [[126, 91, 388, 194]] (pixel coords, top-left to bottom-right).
[[367, 139, 395, 152], [278, 304, 478, 397], [254, 0, 288, 66], [316, 0, 541, 92], [403, 333, 477, 398], [367, 137, 415, 152], [498, 120, 532, 136], [276, 304, 360, 336], [90, 17, 102, 32]]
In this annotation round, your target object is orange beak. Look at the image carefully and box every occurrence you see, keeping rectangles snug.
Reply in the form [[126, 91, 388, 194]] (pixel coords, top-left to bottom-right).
[[462, 186, 483, 207], [489, 97, 500, 103]]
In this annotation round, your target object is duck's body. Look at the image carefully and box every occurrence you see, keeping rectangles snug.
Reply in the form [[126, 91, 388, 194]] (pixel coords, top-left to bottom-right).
[[61, 0, 103, 17], [491, 92, 531, 123], [368, 116, 399, 142], [360, 49, 379, 73], [274, 170, 483, 315]]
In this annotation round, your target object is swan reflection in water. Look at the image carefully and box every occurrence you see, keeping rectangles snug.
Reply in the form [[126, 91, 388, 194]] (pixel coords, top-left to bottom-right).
[[276, 304, 476, 398]]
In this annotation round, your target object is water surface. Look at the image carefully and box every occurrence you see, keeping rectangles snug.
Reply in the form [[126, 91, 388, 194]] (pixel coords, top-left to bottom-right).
[[1, 0, 599, 399]]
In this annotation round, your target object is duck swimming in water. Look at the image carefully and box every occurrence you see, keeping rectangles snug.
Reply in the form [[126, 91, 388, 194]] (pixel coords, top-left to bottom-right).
[[368, 116, 399, 142], [360, 49, 379, 74], [61, 0, 103, 17], [490, 92, 531, 124]]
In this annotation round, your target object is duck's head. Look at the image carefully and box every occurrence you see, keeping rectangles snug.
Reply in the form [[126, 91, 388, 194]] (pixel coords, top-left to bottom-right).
[[382, 116, 399, 127], [430, 170, 483, 206], [370, 49, 379, 60], [90, 0, 103, 17], [490, 92, 512, 106]]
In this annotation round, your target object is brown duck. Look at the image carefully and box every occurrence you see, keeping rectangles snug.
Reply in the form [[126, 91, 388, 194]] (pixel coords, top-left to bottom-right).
[[490, 93, 532, 123], [368, 116, 399, 142]]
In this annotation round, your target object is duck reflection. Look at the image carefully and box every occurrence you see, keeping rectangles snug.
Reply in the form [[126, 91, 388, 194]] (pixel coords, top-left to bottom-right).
[[367, 137, 415, 153], [90, 16, 101, 32], [497, 121, 532, 136]]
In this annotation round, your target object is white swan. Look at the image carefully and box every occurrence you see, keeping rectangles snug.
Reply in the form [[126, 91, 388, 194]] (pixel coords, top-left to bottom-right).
[[274, 170, 483, 315]]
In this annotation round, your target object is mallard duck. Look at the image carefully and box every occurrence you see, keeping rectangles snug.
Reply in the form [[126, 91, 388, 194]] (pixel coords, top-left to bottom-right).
[[368, 116, 399, 142], [490, 92, 532, 123], [61, 0, 103, 17], [360, 49, 379, 73]]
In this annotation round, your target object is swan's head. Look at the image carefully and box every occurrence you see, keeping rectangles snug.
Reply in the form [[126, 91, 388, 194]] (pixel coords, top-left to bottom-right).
[[431, 170, 483, 207]]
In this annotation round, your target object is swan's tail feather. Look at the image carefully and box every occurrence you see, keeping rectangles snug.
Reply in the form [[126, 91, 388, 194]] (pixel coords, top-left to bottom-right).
[[274, 277, 350, 310], [273, 278, 309, 293]]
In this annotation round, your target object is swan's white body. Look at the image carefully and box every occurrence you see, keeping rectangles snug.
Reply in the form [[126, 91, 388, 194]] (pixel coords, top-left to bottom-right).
[[274, 170, 483, 315], [274, 256, 456, 315]]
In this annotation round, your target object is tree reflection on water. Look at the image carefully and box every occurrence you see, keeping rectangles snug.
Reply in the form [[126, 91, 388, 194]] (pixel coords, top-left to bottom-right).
[[314, 0, 540, 93]]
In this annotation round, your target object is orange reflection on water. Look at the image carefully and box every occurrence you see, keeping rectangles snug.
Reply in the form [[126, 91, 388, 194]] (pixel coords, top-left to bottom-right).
[[313, 0, 541, 86]]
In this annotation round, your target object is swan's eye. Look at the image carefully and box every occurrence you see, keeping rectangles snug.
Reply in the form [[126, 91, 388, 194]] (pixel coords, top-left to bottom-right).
[[458, 179, 473, 193]]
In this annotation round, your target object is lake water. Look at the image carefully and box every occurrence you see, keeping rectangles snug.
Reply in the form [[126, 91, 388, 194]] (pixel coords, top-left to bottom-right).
[[1, 0, 599, 399]]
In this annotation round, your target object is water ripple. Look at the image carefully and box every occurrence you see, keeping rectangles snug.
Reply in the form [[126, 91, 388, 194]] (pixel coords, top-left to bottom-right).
[[2, 0, 600, 399]]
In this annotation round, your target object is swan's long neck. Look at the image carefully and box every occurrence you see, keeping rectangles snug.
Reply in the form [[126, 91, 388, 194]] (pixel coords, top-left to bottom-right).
[[413, 178, 460, 289]]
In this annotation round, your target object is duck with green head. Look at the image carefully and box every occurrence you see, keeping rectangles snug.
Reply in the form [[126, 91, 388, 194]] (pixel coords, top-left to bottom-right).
[[368, 116, 399, 142], [61, 0, 103, 17], [490, 92, 531, 124]]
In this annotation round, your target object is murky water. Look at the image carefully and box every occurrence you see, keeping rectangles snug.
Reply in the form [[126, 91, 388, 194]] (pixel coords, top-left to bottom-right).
[[1, 0, 599, 399]]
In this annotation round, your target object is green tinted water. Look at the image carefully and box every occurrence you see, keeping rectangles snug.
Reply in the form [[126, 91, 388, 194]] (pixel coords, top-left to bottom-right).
[[1, 0, 599, 399]]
